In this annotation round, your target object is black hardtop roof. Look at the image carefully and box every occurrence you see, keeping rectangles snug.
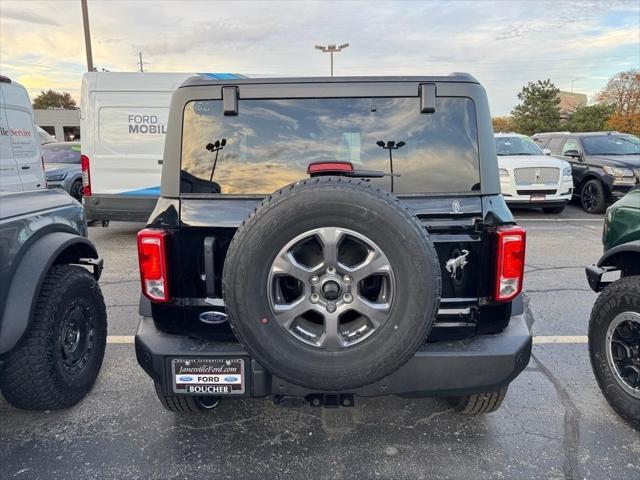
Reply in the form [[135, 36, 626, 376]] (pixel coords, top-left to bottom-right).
[[179, 73, 479, 89]]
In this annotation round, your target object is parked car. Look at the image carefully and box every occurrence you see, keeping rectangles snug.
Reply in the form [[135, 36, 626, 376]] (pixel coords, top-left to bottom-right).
[[0, 75, 46, 193], [533, 132, 640, 214], [586, 186, 640, 431], [495, 133, 573, 213], [80, 71, 246, 224], [42, 141, 83, 200], [135, 74, 531, 415], [0, 76, 107, 410]]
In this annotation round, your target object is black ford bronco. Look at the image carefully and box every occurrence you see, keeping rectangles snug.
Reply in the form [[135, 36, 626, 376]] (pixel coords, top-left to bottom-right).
[[135, 74, 531, 414]]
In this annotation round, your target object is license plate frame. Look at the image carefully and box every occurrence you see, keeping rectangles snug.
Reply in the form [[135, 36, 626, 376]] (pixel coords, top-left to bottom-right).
[[530, 194, 546, 201], [171, 358, 246, 395]]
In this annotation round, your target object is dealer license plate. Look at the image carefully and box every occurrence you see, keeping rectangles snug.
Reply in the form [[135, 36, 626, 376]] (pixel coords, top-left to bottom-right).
[[172, 358, 245, 395], [531, 194, 546, 201]]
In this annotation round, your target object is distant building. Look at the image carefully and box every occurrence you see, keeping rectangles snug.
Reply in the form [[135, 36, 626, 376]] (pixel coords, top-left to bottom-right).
[[558, 91, 587, 119], [34, 108, 80, 141]]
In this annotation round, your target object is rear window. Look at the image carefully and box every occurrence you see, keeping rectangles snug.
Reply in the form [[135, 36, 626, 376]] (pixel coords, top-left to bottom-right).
[[180, 97, 480, 194], [42, 144, 81, 164]]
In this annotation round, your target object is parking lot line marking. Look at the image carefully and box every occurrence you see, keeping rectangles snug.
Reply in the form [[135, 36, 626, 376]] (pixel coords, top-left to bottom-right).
[[517, 218, 602, 222], [105, 335, 589, 345], [532, 335, 588, 344], [107, 335, 135, 344]]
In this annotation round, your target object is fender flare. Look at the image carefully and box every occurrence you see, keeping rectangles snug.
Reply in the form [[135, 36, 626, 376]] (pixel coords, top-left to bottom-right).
[[0, 232, 101, 356], [597, 240, 640, 268]]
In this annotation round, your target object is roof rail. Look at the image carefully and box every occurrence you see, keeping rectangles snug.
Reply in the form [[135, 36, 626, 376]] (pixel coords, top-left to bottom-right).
[[532, 131, 570, 136]]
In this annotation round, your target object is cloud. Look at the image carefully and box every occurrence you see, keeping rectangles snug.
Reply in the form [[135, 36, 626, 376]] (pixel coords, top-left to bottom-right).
[[1, 8, 59, 26]]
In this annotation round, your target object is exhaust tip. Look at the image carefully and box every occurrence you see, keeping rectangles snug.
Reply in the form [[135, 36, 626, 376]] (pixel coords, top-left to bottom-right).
[[197, 396, 220, 410]]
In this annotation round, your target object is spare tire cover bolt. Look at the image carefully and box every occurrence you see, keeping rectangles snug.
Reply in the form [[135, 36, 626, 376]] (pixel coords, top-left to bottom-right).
[[343, 292, 353, 303], [327, 266, 336, 275], [326, 302, 337, 313], [310, 293, 320, 303]]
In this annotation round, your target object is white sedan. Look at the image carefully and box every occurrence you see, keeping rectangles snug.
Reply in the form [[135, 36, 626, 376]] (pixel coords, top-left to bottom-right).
[[495, 133, 573, 214]]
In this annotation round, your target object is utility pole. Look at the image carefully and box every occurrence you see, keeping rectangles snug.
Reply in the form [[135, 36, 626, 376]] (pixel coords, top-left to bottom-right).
[[138, 52, 145, 72], [81, 0, 94, 71], [314, 43, 349, 77]]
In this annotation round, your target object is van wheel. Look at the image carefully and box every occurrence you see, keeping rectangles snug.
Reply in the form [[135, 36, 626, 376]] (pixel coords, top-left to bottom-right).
[[447, 387, 508, 415], [154, 383, 219, 413], [581, 179, 606, 214], [0, 265, 107, 410]]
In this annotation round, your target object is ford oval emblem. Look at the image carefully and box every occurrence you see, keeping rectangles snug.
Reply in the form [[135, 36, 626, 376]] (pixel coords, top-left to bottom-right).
[[178, 376, 193, 382], [224, 376, 239, 382]]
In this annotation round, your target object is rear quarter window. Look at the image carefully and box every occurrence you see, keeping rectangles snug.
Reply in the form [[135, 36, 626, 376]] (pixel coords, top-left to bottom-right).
[[180, 96, 480, 195]]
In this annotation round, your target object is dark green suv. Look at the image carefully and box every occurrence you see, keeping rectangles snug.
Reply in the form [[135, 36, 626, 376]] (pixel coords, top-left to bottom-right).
[[586, 186, 640, 430]]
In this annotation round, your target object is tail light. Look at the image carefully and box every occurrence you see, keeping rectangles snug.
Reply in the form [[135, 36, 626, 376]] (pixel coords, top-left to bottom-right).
[[137, 229, 170, 302], [80, 154, 92, 196], [494, 225, 526, 302]]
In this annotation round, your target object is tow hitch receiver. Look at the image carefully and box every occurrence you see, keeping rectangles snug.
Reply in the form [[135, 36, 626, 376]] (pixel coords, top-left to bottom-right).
[[273, 393, 355, 408]]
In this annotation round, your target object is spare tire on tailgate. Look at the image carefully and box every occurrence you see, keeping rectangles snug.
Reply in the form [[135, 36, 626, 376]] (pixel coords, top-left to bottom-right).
[[223, 176, 441, 391]]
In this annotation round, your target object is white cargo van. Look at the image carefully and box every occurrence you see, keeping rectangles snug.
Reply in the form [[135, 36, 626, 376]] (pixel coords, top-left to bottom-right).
[[0, 76, 46, 193], [80, 72, 247, 222]]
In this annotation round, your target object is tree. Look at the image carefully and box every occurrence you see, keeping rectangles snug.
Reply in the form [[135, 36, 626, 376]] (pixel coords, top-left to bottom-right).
[[492, 116, 517, 133], [563, 104, 613, 132], [511, 79, 561, 136], [597, 70, 640, 116], [32, 90, 77, 110], [607, 113, 640, 137]]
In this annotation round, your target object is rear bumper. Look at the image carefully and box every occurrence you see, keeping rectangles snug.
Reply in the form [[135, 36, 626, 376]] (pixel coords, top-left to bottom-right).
[[84, 194, 158, 222], [136, 314, 532, 398]]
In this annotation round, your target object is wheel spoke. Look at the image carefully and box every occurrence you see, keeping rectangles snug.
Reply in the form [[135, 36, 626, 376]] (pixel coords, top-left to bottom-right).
[[348, 251, 391, 282], [316, 227, 343, 266], [611, 338, 633, 360], [319, 312, 342, 350], [271, 252, 314, 281], [272, 297, 312, 329], [351, 296, 390, 328]]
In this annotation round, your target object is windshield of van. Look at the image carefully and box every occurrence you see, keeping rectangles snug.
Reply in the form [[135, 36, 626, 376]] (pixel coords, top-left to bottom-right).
[[41, 144, 81, 164], [582, 135, 640, 155], [180, 97, 480, 194], [495, 136, 543, 156]]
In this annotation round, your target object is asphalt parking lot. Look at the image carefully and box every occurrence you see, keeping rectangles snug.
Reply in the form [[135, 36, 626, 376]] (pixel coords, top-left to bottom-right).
[[1, 203, 639, 480]]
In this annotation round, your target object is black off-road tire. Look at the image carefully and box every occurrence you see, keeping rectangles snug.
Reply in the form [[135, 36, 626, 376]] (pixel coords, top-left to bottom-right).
[[447, 387, 508, 415], [70, 180, 83, 201], [589, 276, 640, 431], [223, 176, 441, 391], [542, 205, 566, 214], [580, 179, 606, 214], [154, 383, 219, 413], [0, 265, 107, 410]]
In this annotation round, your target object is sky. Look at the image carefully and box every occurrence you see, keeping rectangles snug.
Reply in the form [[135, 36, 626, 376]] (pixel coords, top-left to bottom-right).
[[0, 0, 638, 116]]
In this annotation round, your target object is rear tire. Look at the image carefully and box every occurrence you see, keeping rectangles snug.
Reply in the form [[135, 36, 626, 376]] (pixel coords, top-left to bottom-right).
[[70, 180, 83, 201], [580, 179, 606, 214], [154, 383, 219, 413], [447, 387, 508, 415], [0, 265, 107, 410], [589, 276, 640, 431], [542, 205, 566, 214]]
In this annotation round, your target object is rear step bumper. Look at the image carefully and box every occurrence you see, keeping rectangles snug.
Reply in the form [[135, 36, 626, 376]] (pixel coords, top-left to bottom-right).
[[136, 315, 532, 399]]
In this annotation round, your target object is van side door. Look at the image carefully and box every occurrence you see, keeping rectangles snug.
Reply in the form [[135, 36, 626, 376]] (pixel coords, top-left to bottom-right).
[[0, 98, 22, 193]]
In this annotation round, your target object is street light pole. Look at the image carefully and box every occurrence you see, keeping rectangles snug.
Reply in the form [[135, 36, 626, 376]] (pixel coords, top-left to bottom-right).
[[80, 0, 94, 71], [376, 140, 405, 192], [314, 43, 349, 77]]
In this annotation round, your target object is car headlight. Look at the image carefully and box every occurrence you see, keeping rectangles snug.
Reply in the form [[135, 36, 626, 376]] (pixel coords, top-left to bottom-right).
[[46, 172, 67, 181], [499, 168, 509, 178], [563, 166, 572, 177], [602, 166, 634, 177]]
